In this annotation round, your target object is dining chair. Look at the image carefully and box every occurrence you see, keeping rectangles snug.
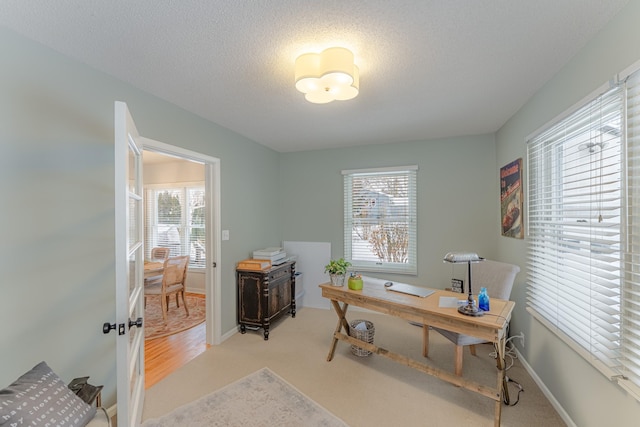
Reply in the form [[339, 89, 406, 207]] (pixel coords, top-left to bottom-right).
[[145, 247, 171, 284], [144, 255, 190, 323], [423, 259, 520, 376], [150, 247, 171, 261]]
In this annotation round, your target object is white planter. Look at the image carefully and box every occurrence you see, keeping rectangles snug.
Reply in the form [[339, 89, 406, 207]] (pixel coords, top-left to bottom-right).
[[329, 273, 346, 287]]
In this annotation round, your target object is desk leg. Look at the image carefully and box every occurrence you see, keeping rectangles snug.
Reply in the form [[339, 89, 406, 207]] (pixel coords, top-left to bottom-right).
[[422, 325, 429, 357], [327, 300, 350, 362], [494, 336, 507, 427]]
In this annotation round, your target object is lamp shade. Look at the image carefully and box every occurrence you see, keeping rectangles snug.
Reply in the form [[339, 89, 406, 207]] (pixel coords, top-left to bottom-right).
[[295, 47, 359, 104]]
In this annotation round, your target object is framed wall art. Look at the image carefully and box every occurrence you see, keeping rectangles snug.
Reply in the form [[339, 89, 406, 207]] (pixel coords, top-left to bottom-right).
[[500, 158, 523, 239]]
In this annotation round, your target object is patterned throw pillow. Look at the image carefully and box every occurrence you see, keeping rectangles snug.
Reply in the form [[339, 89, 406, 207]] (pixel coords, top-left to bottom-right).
[[0, 361, 97, 426]]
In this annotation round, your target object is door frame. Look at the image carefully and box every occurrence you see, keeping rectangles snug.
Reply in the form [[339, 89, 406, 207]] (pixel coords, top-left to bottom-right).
[[141, 137, 222, 345]]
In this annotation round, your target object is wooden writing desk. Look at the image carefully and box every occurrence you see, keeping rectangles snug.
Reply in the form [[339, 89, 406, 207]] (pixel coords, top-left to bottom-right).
[[320, 277, 515, 427]]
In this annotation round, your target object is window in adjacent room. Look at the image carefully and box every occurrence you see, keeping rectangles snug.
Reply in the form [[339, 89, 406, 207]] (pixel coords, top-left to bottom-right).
[[145, 184, 205, 268], [343, 166, 417, 274], [527, 66, 640, 398]]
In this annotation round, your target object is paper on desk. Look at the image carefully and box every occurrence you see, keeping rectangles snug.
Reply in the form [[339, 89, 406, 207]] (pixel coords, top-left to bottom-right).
[[439, 296, 461, 308]]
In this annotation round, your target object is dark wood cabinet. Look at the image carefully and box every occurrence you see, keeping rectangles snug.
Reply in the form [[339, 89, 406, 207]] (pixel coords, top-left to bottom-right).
[[237, 261, 296, 340]]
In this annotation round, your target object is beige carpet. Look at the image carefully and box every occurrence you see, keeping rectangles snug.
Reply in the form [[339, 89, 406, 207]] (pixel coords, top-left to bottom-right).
[[145, 294, 205, 340], [143, 307, 567, 427], [141, 367, 347, 426]]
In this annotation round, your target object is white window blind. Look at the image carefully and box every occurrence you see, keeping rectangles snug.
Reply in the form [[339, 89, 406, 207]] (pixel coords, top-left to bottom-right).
[[527, 67, 640, 397], [621, 70, 640, 393], [145, 184, 205, 268], [343, 166, 417, 274]]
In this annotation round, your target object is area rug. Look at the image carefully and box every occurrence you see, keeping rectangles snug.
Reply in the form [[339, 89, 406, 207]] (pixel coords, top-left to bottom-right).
[[145, 294, 205, 340], [141, 367, 349, 427]]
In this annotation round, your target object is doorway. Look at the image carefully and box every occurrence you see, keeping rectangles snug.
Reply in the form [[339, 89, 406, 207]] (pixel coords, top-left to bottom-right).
[[141, 140, 222, 385]]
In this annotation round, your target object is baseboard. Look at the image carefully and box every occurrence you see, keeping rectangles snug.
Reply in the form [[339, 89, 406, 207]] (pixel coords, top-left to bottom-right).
[[221, 325, 238, 342], [514, 347, 577, 427]]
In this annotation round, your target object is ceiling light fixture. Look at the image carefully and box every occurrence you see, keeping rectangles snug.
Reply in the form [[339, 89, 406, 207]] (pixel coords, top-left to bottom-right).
[[295, 47, 359, 104]]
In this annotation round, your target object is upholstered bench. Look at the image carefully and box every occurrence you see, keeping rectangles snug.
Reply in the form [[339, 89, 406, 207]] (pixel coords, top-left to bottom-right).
[[0, 361, 111, 427]]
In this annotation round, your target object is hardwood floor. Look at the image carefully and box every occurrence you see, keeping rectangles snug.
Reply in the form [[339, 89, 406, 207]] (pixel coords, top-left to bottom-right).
[[144, 294, 209, 389]]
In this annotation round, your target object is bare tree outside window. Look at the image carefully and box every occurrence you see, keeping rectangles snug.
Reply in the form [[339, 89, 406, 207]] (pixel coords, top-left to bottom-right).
[[369, 223, 408, 263]]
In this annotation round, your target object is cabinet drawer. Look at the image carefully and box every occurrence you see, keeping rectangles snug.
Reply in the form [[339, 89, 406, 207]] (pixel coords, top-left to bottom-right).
[[269, 266, 290, 282]]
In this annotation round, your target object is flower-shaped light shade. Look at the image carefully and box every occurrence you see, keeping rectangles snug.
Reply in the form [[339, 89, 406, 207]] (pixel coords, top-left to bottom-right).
[[295, 47, 359, 104]]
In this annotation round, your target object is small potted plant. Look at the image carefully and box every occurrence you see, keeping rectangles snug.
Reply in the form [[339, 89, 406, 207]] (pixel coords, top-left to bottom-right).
[[324, 258, 352, 286]]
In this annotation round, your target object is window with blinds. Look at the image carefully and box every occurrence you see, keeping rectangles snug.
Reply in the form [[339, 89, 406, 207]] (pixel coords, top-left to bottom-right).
[[343, 166, 417, 274], [527, 67, 640, 398], [621, 69, 640, 396], [145, 184, 205, 268]]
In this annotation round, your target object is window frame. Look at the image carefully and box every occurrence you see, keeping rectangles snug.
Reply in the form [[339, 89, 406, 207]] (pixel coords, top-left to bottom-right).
[[526, 65, 640, 400], [342, 165, 418, 275], [144, 181, 206, 269]]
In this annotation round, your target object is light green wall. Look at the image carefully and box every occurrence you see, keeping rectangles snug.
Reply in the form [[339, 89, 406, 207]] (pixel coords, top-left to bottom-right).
[[495, 1, 640, 425], [0, 26, 281, 408], [279, 135, 498, 287]]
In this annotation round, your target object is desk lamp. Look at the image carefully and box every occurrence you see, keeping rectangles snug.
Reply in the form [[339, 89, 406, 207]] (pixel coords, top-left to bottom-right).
[[443, 252, 485, 316]]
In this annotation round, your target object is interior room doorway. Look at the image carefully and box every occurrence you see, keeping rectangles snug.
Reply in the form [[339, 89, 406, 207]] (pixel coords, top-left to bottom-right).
[[141, 141, 221, 386]]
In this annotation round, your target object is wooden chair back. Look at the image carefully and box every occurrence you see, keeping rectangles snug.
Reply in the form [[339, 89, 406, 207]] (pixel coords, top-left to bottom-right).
[[150, 247, 171, 261], [162, 255, 189, 288], [144, 255, 190, 323]]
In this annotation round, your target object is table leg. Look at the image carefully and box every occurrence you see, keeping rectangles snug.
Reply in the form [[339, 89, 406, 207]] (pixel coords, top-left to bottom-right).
[[494, 336, 507, 427], [327, 300, 349, 361]]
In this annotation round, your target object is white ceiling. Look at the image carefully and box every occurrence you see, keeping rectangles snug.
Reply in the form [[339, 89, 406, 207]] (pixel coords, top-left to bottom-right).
[[1, 1, 629, 152]]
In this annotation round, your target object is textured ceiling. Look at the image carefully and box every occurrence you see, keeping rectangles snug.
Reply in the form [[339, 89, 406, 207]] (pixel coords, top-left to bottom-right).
[[1, 1, 629, 152]]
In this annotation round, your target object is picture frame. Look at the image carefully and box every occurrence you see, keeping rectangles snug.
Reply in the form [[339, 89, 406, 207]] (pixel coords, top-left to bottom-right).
[[500, 158, 524, 239], [451, 278, 464, 293]]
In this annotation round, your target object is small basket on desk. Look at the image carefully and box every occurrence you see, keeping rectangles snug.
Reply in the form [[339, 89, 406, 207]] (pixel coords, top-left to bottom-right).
[[349, 319, 375, 357]]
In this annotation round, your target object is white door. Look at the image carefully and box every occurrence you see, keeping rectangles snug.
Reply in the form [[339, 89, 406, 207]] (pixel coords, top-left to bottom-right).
[[115, 101, 145, 426]]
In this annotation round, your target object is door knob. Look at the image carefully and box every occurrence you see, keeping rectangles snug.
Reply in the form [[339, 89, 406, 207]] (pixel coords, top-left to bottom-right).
[[103, 322, 126, 335], [128, 317, 143, 329]]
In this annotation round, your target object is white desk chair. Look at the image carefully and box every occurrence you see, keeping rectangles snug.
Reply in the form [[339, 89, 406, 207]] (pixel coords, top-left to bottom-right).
[[424, 259, 520, 376]]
